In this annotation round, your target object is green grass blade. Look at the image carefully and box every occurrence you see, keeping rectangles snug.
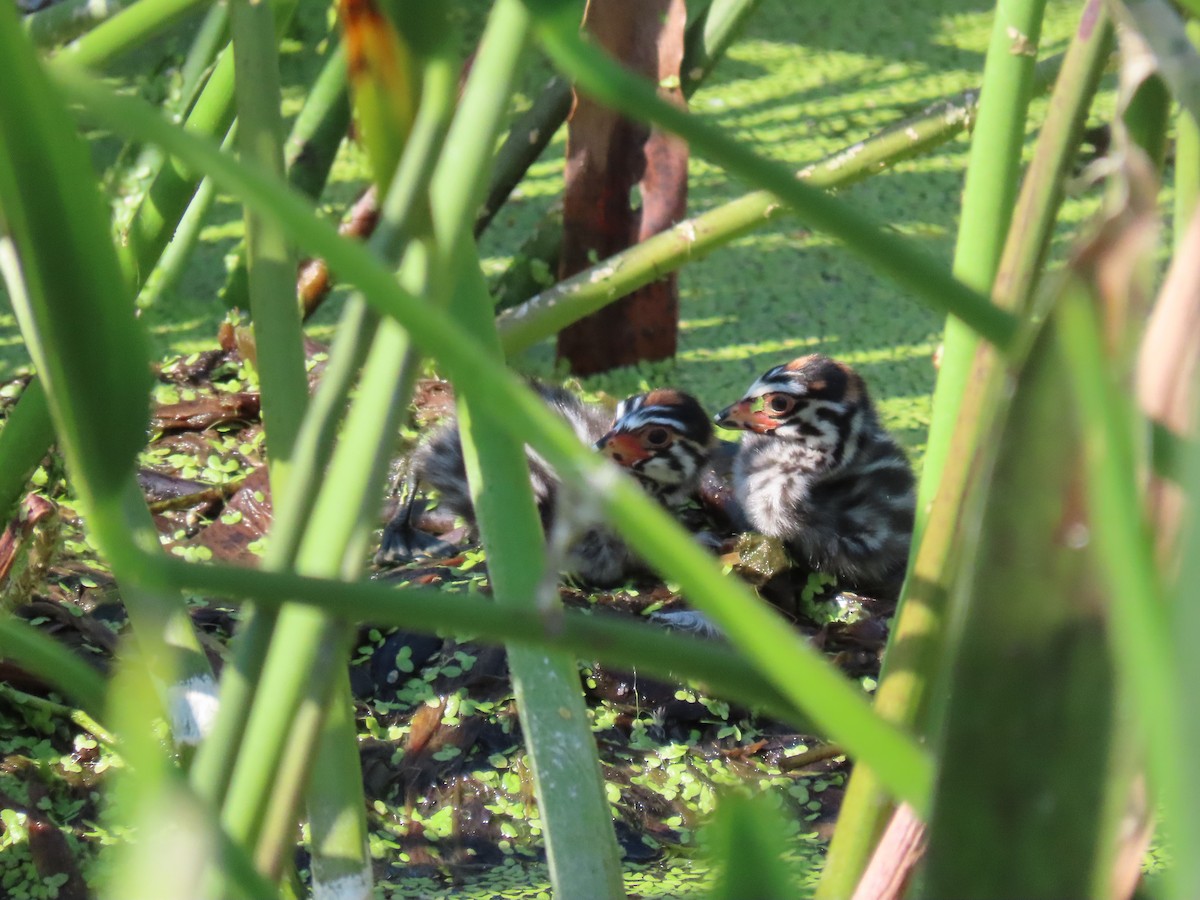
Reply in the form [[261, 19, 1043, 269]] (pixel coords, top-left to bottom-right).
[[58, 0, 205, 69], [230, 0, 308, 485], [23, 0, 133, 48], [0, 378, 54, 519], [0, 5, 214, 745], [0, 46, 150, 507], [160, 554, 810, 726], [0, 615, 106, 716]]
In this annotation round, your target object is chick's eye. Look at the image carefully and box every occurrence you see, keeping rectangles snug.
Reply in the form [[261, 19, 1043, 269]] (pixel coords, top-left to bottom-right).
[[768, 394, 793, 414], [644, 427, 670, 447]]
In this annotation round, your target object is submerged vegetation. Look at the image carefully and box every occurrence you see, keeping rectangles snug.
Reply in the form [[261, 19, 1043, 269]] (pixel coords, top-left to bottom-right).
[[0, 0, 1197, 898]]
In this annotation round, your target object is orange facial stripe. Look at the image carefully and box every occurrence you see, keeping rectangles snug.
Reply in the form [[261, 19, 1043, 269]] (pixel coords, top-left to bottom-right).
[[598, 432, 652, 466], [720, 400, 778, 434]]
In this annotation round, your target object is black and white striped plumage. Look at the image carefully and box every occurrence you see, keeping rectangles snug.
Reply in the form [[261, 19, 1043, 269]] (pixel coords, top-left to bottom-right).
[[595, 388, 713, 509], [716, 354, 915, 600], [389, 384, 712, 586], [409, 382, 609, 534]]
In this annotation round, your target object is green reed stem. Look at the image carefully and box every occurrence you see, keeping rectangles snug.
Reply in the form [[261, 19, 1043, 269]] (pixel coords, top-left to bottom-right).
[[157, 556, 808, 727], [0, 680, 115, 745], [0, 379, 54, 520], [115, 0, 299, 292], [304, 669, 369, 897], [476, 0, 760, 236], [681, 0, 763, 92], [0, 8, 214, 744], [23, 0, 132, 48], [222, 39, 350, 310], [216, 18, 457, 880], [1169, 378, 1200, 900], [0, 616, 106, 717], [189, 50, 455, 816], [59, 0, 205, 68], [446, 7, 666, 891], [1174, 24, 1200, 248], [453, 256, 626, 898], [918, 0, 1049, 526], [134, 130, 229, 309], [230, 0, 307, 486]]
